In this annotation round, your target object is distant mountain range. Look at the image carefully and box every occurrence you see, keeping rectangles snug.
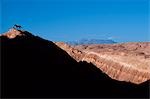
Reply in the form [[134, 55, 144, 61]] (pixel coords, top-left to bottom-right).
[[66, 39, 117, 45]]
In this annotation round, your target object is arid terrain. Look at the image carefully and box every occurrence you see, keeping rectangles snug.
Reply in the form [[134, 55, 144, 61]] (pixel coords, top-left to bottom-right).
[[55, 42, 150, 84], [1, 28, 150, 98]]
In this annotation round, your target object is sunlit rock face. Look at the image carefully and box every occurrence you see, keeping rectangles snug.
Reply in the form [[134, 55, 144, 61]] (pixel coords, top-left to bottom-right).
[[55, 42, 150, 84], [1, 29, 25, 39], [55, 42, 85, 61]]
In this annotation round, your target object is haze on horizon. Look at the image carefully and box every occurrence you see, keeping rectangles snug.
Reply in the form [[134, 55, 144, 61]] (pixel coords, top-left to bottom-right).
[[1, 0, 149, 43]]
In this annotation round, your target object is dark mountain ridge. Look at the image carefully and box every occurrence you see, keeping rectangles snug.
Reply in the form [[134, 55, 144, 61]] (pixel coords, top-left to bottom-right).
[[1, 29, 149, 98]]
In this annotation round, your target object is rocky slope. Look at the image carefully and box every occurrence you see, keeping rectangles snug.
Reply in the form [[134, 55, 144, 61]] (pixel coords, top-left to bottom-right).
[[55, 42, 150, 84], [1, 28, 149, 98]]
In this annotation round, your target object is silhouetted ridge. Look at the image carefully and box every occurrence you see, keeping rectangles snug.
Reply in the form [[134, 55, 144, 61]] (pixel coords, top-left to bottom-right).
[[1, 29, 149, 98]]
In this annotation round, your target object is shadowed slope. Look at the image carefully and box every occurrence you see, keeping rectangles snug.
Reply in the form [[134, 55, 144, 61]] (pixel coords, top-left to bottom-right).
[[1, 29, 149, 98]]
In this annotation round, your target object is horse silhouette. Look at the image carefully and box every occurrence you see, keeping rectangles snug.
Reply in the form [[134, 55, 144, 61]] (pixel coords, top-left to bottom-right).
[[13, 24, 22, 30]]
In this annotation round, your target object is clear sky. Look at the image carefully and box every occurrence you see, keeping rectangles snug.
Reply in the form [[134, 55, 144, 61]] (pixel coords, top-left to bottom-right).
[[1, 0, 149, 42]]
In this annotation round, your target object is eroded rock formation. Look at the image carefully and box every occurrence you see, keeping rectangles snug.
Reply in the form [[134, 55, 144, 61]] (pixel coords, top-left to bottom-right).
[[55, 42, 150, 84], [55, 42, 85, 61]]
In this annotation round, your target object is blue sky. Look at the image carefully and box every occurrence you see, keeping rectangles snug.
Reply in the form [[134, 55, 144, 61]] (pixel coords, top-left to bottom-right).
[[1, 0, 149, 42]]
